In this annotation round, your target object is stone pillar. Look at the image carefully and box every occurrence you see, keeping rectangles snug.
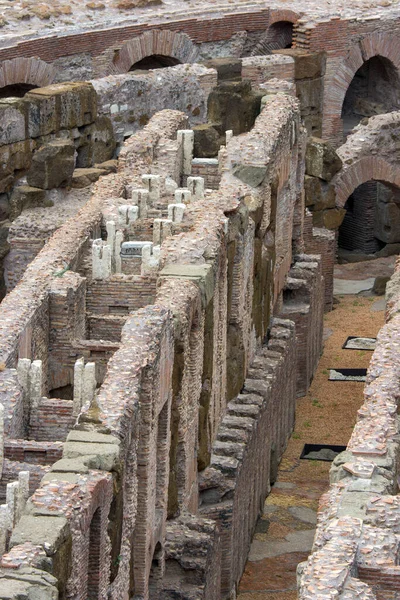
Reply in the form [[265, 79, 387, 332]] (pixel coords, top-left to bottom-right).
[[29, 360, 42, 409], [73, 357, 85, 416], [165, 177, 178, 195], [175, 188, 192, 205], [118, 205, 139, 227], [226, 129, 233, 143], [132, 188, 149, 218], [83, 362, 96, 407], [0, 504, 11, 555], [92, 239, 112, 280], [168, 203, 186, 224], [142, 175, 161, 204], [115, 230, 123, 274], [187, 176, 205, 201], [177, 130, 194, 176], [6, 481, 18, 527], [153, 219, 173, 246], [141, 245, 161, 276], [16, 471, 29, 523]]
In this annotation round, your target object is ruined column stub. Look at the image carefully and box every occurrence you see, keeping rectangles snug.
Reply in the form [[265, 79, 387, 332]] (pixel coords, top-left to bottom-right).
[[83, 362, 96, 408], [177, 130, 194, 176], [73, 357, 85, 416], [92, 239, 112, 280], [226, 130, 233, 143], [141, 244, 161, 275], [131, 188, 149, 218], [0, 503, 10, 556], [168, 203, 186, 224], [16, 471, 29, 523], [153, 218, 173, 246], [17, 358, 31, 393], [165, 176, 178, 195], [29, 360, 42, 409], [175, 188, 192, 204], [115, 230, 123, 274], [118, 204, 139, 227], [141, 175, 161, 204], [187, 176, 205, 201]]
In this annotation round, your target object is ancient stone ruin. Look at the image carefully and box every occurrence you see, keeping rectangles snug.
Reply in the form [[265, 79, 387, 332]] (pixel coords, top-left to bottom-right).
[[0, 1, 399, 599]]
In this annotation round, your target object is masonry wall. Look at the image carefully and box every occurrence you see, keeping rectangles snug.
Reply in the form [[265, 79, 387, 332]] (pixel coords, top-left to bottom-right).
[[0, 96, 326, 600]]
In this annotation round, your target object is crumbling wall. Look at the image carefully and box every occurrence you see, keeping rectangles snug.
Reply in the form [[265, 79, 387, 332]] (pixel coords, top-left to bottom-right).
[[0, 95, 325, 599]]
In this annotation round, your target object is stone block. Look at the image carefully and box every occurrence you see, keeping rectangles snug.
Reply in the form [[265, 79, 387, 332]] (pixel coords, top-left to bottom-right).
[[0, 99, 27, 145], [313, 183, 336, 211], [0, 140, 34, 193], [10, 516, 69, 556], [0, 221, 10, 260], [232, 164, 267, 187], [62, 440, 120, 471], [312, 207, 346, 230], [296, 78, 323, 112], [305, 137, 342, 181], [274, 49, 326, 80], [0, 568, 59, 599], [374, 200, 400, 243], [193, 123, 221, 158], [9, 186, 47, 220], [159, 263, 214, 307], [76, 116, 115, 167], [304, 175, 322, 207], [27, 139, 75, 189], [25, 82, 97, 137], [202, 57, 242, 81], [71, 167, 104, 188], [207, 80, 263, 136]]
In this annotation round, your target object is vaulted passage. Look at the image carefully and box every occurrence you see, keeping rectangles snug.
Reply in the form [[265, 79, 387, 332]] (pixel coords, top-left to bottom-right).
[[0, 83, 37, 99], [338, 180, 400, 260], [252, 21, 294, 55], [341, 55, 400, 137], [129, 54, 181, 71]]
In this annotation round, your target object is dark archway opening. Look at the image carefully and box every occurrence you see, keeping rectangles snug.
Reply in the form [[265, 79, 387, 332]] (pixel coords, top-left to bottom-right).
[[87, 508, 101, 599], [341, 55, 400, 138], [129, 55, 181, 72], [252, 21, 294, 55], [338, 180, 400, 261], [148, 542, 163, 598], [0, 83, 37, 99]]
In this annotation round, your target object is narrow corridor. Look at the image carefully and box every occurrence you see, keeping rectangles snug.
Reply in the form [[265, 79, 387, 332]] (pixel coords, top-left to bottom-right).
[[238, 261, 389, 600]]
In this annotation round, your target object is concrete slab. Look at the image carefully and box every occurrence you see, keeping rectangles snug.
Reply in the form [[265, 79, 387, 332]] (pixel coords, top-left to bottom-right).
[[248, 529, 316, 561]]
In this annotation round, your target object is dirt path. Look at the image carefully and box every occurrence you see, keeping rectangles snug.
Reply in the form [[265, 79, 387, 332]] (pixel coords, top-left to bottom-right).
[[237, 293, 385, 600]]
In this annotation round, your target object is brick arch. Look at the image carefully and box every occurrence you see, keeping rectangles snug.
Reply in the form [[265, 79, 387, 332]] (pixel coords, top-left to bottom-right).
[[0, 57, 56, 88], [323, 32, 400, 142], [333, 156, 400, 208], [268, 9, 300, 26], [112, 29, 199, 74]]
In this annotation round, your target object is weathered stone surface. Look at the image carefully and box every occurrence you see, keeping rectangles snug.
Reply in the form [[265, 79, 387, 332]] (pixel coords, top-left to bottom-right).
[[0, 567, 58, 599], [304, 174, 322, 207], [274, 49, 326, 80], [25, 82, 97, 137], [71, 167, 104, 188], [202, 57, 242, 81], [207, 80, 263, 136], [313, 183, 336, 211], [9, 185, 47, 220], [62, 440, 120, 470], [305, 137, 342, 181], [10, 516, 70, 556], [95, 159, 118, 173], [76, 116, 115, 166], [312, 207, 346, 229], [374, 200, 400, 243], [0, 140, 34, 193], [232, 164, 267, 187], [160, 263, 214, 307], [193, 123, 221, 158], [0, 98, 27, 145], [27, 139, 75, 189], [373, 276, 390, 295]]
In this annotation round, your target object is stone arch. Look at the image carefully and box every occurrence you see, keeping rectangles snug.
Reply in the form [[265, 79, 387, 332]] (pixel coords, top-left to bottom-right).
[[323, 32, 400, 142], [0, 57, 56, 90], [112, 30, 199, 74], [333, 156, 400, 208], [268, 9, 300, 26]]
